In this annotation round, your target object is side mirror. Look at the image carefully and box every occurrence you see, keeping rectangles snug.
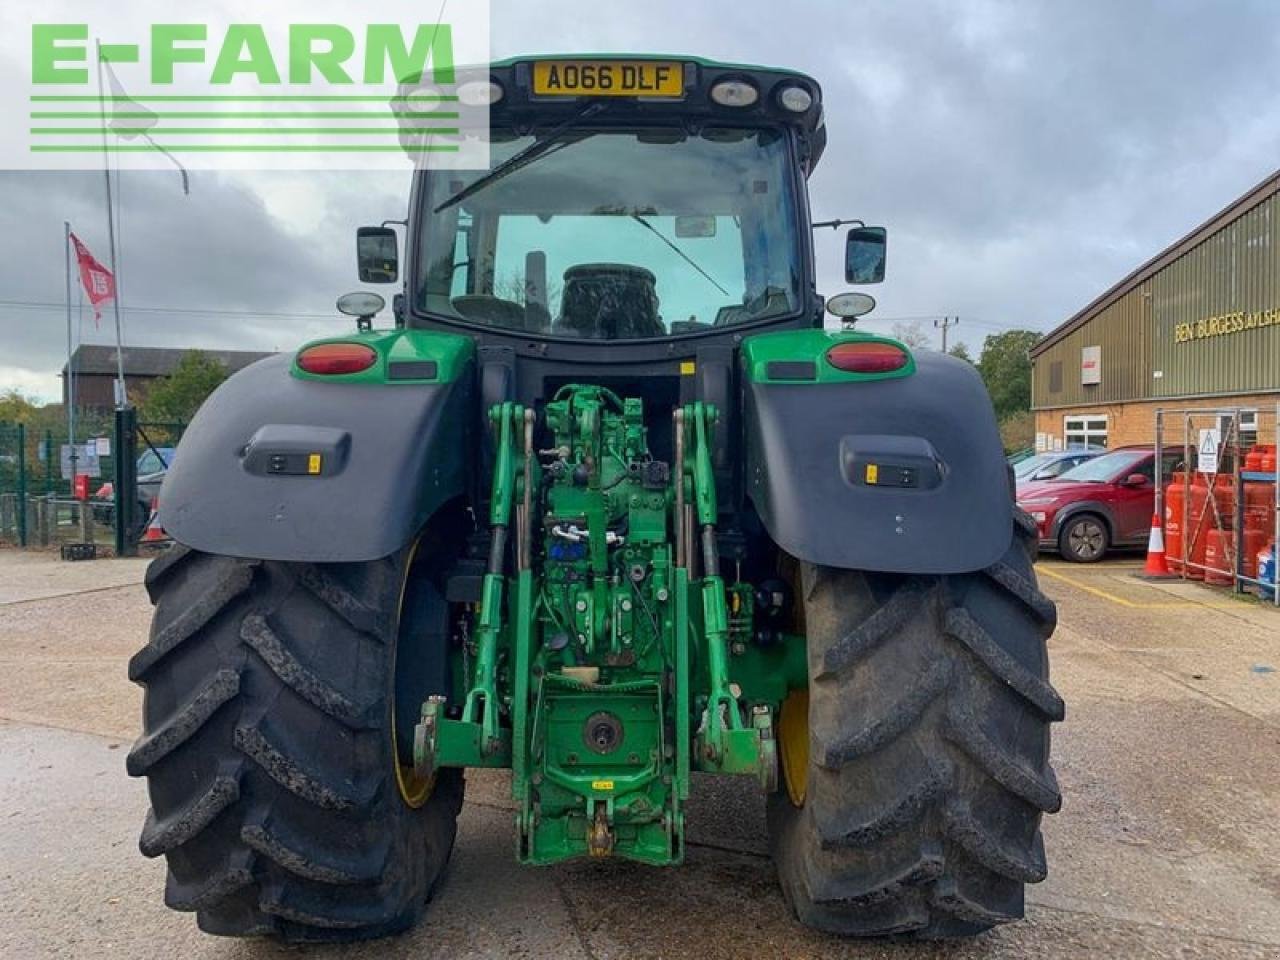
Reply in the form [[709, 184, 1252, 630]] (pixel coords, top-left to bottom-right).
[[846, 226, 887, 284], [1122, 474, 1149, 488], [357, 226, 399, 283]]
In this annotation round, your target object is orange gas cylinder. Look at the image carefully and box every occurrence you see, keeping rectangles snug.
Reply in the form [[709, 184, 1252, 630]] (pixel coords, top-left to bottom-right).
[[1212, 475, 1236, 525], [1244, 445, 1265, 472], [1262, 446, 1277, 474], [1186, 474, 1211, 579], [1242, 528, 1268, 580], [1164, 472, 1187, 573], [1204, 528, 1235, 586], [1245, 480, 1275, 537]]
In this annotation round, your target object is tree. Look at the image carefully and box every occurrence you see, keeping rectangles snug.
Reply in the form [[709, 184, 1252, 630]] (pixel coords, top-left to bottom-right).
[[0, 390, 40, 424], [998, 409, 1035, 453], [494, 270, 562, 307], [891, 320, 931, 350], [947, 342, 973, 363], [140, 351, 229, 423], [976, 329, 1040, 421]]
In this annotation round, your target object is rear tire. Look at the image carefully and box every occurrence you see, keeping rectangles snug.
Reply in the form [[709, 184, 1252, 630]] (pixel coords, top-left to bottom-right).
[[126, 540, 464, 942], [768, 514, 1063, 938]]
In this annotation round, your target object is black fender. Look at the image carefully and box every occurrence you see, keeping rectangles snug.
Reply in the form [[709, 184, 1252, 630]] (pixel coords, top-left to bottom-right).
[[159, 354, 474, 563], [744, 350, 1011, 575]]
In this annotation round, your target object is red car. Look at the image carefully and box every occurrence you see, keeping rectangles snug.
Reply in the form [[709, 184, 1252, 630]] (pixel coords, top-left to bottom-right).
[[1016, 445, 1184, 562]]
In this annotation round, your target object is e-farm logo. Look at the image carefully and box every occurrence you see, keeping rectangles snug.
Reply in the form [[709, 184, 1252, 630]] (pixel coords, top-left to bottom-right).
[[5, 3, 491, 171]]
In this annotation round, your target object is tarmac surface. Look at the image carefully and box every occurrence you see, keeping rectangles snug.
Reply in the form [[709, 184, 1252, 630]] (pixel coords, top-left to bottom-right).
[[1, 546, 1278, 959]]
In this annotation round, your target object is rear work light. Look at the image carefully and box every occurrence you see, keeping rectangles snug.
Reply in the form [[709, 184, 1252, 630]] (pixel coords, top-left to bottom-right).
[[296, 342, 378, 375], [826, 341, 910, 374], [710, 80, 759, 107]]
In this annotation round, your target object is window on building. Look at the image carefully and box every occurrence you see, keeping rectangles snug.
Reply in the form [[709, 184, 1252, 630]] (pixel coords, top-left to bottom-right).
[[1064, 415, 1108, 449], [1238, 410, 1258, 447], [1048, 360, 1063, 394], [1216, 410, 1258, 448]]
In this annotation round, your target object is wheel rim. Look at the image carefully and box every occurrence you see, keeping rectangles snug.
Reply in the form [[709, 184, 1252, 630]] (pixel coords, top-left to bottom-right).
[[1068, 520, 1105, 559], [778, 689, 810, 807], [392, 539, 437, 809]]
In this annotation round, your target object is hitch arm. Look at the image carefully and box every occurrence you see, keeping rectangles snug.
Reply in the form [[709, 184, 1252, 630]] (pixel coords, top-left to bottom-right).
[[681, 403, 776, 788], [460, 402, 525, 756]]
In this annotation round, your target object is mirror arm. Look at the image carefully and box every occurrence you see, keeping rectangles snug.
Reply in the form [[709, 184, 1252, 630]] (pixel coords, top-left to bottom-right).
[[812, 217, 864, 231]]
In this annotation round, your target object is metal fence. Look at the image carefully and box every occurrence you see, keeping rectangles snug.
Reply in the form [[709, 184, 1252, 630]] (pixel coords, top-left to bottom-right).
[[1154, 403, 1279, 604], [0, 411, 185, 554]]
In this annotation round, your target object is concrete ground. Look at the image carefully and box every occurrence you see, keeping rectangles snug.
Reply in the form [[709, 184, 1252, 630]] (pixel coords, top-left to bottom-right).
[[0, 547, 1277, 959]]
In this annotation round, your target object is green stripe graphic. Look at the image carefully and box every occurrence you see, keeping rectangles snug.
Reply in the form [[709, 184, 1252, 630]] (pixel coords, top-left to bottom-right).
[[31, 112, 458, 119], [32, 127, 461, 136], [30, 144, 461, 153], [30, 95, 459, 103]]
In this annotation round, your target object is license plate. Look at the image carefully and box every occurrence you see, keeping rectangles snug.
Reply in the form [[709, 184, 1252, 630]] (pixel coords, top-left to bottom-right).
[[532, 60, 684, 98]]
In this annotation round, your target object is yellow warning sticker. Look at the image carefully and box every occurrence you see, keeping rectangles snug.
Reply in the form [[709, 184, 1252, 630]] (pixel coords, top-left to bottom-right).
[[679, 361, 696, 375], [591, 779, 615, 792], [307, 454, 322, 475], [865, 463, 879, 485]]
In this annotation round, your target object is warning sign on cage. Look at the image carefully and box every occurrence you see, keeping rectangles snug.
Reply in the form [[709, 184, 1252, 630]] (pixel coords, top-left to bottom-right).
[[1197, 428, 1220, 474]]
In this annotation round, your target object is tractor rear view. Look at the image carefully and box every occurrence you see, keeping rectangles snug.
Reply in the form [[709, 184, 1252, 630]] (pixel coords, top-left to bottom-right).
[[128, 55, 1062, 942]]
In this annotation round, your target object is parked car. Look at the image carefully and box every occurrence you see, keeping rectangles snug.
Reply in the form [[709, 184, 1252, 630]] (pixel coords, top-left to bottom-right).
[[93, 446, 176, 528], [1013, 449, 1103, 488], [1017, 445, 1184, 562]]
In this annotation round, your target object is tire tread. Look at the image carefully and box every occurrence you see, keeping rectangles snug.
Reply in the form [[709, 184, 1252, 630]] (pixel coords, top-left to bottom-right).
[[130, 546, 462, 943], [769, 518, 1061, 938]]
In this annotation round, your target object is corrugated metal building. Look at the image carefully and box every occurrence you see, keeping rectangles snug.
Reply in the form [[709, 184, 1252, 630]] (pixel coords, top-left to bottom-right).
[[1030, 169, 1280, 450]]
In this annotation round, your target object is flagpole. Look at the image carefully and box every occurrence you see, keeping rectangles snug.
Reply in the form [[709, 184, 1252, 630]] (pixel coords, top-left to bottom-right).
[[64, 221, 76, 487], [95, 40, 128, 410]]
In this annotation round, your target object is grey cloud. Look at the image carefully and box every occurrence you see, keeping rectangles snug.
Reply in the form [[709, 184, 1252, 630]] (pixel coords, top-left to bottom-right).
[[2, 0, 1277, 392]]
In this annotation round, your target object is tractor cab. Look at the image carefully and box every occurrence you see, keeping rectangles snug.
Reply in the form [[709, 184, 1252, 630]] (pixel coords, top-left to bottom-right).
[[357, 56, 884, 358]]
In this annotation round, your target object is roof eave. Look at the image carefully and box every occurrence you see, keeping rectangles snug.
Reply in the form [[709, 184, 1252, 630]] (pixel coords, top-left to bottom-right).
[[1030, 167, 1280, 359]]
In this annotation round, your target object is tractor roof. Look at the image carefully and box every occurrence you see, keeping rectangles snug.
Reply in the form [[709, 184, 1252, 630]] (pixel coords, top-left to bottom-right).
[[490, 52, 820, 84], [471, 54, 827, 172]]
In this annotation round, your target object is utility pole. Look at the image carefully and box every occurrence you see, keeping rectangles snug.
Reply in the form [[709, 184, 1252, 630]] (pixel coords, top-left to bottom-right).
[[934, 315, 959, 352]]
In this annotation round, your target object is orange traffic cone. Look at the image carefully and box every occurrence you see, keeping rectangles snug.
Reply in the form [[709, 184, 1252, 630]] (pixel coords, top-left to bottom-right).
[[142, 496, 167, 543], [1138, 512, 1175, 578]]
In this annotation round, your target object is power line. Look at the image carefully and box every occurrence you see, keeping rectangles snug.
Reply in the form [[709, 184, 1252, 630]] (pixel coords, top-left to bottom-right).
[[864, 314, 1045, 334], [1, 296, 1047, 336], [0, 297, 335, 321]]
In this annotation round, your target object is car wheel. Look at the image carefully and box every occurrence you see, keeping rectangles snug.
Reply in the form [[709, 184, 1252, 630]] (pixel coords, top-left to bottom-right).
[[1058, 514, 1108, 563]]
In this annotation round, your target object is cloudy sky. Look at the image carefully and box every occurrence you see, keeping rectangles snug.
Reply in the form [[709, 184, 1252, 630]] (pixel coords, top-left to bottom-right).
[[2, 0, 1278, 400]]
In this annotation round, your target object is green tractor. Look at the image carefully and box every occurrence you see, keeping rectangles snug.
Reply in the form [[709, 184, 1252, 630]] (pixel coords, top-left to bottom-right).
[[127, 55, 1062, 942]]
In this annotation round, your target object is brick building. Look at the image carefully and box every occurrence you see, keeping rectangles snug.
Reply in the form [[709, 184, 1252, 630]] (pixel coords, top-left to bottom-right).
[[61, 346, 273, 411], [1030, 169, 1280, 450]]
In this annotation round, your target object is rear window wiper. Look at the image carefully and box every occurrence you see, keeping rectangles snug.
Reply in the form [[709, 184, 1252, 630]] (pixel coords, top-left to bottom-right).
[[433, 102, 607, 213]]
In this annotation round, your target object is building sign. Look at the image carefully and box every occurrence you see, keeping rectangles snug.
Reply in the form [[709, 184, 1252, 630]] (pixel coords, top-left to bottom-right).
[[1080, 345, 1101, 385], [1175, 308, 1279, 344]]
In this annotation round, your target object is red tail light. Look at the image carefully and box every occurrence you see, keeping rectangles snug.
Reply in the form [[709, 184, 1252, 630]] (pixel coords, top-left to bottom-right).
[[296, 342, 378, 375], [826, 341, 910, 374]]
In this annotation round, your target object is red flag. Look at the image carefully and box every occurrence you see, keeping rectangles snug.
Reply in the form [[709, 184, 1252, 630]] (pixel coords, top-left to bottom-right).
[[70, 232, 115, 326]]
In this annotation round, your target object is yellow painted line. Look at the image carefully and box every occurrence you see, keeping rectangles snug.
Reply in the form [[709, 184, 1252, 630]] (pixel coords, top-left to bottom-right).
[[1037, 565, 1241, 609], [1039, 560, 1145, 572]]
